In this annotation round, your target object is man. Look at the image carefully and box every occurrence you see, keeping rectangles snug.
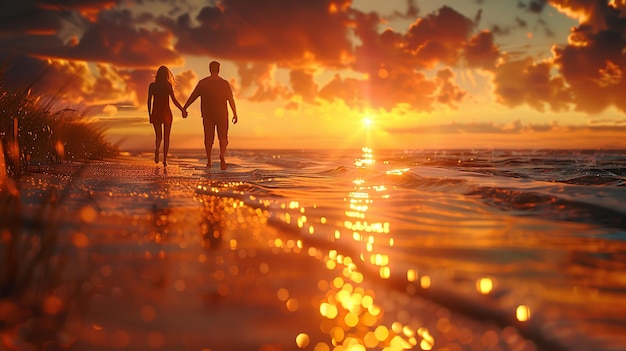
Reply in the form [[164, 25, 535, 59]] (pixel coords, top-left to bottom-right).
[[183, 61, 238, 170]]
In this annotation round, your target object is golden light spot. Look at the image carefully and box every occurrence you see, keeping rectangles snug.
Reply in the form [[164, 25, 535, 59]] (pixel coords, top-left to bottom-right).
[[277, 288, 289, 301], [516, 305, 531, 322], [407, 269, 417, 282], [286, 298, 299, 311], [320, 302, 339, 319], [368, 304, 381, 316], [92, 323, 103, 331], [374, 325, 389, 341], [259, 262, 269, 273], [390, 335, 412, 349], [326, 260, 337, 270], [330, 327, 345, 342], [378, 67, 389, 79], [72, 232, 89, 248], [333, 277, 344, 289], [477, 278, 493, 294], [420, 275, 431, 289], [379, 266, 390, 279], [418, 328, 435, 350], [361, 295, 373, 308], [314, 342, 330, 351], [140, 305, 157, 321], [295, 333, 310, 348], [363, 332, 379, 348], [229, 239, 237, 250], [344, 312, 359, 327], [79, 206, 97, 223]]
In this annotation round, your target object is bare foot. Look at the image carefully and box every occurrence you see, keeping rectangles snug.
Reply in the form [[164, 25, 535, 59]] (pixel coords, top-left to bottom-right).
[[207, 159, 211, 168], [163, 161, 167, 167], [220, 158, 227, 170], [154, 149, 159, 164]]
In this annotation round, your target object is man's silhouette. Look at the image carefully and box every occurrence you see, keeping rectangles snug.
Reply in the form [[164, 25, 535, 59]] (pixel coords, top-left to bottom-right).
[[183, 61, 238, 170]]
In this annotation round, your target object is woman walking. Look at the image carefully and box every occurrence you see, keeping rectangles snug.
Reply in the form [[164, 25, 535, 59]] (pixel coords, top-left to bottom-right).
[[147, 66, 185, 166]]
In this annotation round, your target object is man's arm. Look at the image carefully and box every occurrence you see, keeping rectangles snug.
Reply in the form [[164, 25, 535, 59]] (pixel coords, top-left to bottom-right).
[[183, 83, 201, 110], [228, 97, 238, 124]]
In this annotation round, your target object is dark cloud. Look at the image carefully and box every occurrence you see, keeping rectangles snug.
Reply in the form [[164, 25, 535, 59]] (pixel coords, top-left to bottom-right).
[[236, 63, 290, 102], [549, 0, 626, 113], [164, 0, 354, 65], [290, 69, 318, 103], [493, 57, 571, 112], [47, 9, 182, 67], [1, 2, 181, 68], [464, 30, 500, 70]]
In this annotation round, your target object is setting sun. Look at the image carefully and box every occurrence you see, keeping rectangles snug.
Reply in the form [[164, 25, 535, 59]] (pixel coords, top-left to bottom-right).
[[362, 117, 373, 128]]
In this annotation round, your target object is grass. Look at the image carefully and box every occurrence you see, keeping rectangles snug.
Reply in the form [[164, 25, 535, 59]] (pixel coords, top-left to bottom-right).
[[0, 63, 117, 348], [0, 63, 117, 178]]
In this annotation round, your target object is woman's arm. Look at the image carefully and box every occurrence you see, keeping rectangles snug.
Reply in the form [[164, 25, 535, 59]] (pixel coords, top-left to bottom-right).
[[147, 84, 154, 118], [169, 84, 184, 111]]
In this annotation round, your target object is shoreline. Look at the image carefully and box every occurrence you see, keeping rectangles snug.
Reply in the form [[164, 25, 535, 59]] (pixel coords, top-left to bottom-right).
[[5, 156, 587, 351]]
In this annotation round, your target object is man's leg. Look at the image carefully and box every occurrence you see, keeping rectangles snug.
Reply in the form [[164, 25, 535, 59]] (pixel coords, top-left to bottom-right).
[[217, 117, 229, 170], [203, 118, 216, 167]]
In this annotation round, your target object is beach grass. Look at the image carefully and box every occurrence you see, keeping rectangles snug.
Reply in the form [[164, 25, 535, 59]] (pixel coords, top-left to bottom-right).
[[0, 64, 115, 348], [0, 63, 117, 178]]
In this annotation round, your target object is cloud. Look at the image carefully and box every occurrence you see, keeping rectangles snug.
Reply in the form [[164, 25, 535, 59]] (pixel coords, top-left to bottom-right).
[[0, 3, 182, 68], [49, 9, 182, 67], [548, 0, 626, 113], [464, 30, 500, 70], [493, 57, 571, 112], [290, 69, 319, 103], [236, 62, 290, 102], [385, 119, 626, 135], [164, 0, 354, 65]]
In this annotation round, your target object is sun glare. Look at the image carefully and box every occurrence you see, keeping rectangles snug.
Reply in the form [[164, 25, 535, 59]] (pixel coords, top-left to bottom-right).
[[363, 117, 373, 128]]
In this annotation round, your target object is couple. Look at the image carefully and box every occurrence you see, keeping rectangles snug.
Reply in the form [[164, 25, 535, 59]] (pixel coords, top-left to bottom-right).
[[147, 61, 238, 169]]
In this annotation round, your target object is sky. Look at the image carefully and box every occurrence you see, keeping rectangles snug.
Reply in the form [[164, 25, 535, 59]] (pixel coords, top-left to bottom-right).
[[2, 0, 626, 150]]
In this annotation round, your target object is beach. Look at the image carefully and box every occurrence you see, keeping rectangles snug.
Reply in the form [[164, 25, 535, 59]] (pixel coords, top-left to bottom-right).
[[4, 148, 626, 351]]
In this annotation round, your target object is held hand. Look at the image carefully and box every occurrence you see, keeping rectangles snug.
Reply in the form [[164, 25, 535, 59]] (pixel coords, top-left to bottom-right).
[[232, 115, 238, 124], [182, 109, 188, 118]]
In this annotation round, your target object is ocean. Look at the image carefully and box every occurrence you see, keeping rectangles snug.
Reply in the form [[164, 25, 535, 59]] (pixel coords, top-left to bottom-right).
[[135, 147, 626, 350]]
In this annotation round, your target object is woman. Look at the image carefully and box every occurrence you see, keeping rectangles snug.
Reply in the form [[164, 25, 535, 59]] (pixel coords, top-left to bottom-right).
[[147, 66, 185, 166]]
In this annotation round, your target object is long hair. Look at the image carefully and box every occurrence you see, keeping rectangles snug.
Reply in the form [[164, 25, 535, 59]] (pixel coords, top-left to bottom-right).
[[154, 65, 174, 87]]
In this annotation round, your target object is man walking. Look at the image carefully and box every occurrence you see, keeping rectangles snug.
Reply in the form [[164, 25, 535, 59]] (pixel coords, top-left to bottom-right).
[[183, 61, 238, 170]]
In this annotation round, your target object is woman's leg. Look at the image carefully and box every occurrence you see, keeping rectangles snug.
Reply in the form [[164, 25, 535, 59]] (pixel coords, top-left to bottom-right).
[[153, 123, 162, 163], [163, 123, 172, 166]]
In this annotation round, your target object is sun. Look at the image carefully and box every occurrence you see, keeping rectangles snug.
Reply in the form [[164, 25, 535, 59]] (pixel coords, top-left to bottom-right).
[[362, 116, 373, 128]]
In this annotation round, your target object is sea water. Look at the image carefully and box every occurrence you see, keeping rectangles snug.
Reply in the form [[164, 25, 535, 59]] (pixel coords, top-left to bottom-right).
[[165, 147, 626, 350]]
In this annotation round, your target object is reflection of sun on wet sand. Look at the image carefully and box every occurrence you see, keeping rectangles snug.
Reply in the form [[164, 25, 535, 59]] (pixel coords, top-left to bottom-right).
[[7, 154, 556, 351]]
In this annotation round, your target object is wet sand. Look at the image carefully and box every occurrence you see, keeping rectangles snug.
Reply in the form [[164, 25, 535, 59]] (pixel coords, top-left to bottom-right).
[[9, 157, 544, 351]]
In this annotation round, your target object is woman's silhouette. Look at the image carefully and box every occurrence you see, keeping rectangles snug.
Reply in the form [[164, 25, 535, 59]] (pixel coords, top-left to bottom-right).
[[147, 66, 185, 166]]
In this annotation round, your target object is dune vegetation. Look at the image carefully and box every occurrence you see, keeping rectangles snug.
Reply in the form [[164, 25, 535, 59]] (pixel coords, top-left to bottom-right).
[[0, 64, 117, 178], [0, 64, 116, 348]]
